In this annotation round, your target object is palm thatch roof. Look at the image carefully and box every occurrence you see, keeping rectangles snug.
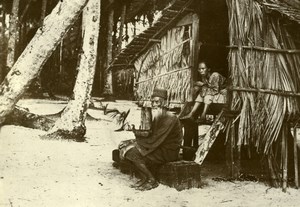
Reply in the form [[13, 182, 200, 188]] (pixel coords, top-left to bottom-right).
[[125, 0, 176, 23], [262, 0, 300, 24], [108, 0, 194, 71]]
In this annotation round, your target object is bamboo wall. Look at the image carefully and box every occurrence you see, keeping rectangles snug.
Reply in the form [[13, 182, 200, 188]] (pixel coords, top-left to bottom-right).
[[134, 14, 197, 108]]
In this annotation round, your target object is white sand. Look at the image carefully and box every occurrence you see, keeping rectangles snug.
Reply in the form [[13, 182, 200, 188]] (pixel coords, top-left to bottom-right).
[[0, 99, 299, 207]]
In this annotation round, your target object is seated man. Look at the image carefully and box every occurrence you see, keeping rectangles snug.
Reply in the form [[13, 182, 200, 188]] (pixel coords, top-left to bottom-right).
[[118, 88, 183, 191], [181, 61, 227, 122]]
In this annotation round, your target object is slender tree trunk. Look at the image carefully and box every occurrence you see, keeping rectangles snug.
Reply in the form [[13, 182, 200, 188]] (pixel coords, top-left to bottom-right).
[[0, 0, 89, 125], [34, 0, 48, 97], [102, 0, 114, 96], [44, 0, 101, 141], [112, 16, 118, 58], [0, 2, 6, 82], [6, 0, 20, 73], [20, 0, 33, 22], [117, 4, 126, 54], [40, 0, 47, 26]]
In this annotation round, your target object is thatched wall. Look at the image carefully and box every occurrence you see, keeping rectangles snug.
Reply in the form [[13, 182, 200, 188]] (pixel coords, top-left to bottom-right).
[[227, 0, 300, 154], [134, 14, 198, 108]]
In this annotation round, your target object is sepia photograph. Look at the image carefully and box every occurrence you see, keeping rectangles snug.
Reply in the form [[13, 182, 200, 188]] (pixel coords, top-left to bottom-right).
[[0, 0, 300, 206]]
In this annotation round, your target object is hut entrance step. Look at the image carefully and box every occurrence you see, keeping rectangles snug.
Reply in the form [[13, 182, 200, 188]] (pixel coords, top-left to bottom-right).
[[194, 110, 225, 164], [181, 110, 225, 164]]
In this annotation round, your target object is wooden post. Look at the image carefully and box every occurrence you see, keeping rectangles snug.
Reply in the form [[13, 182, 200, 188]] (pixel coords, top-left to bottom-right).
[[282, 124, 288, 192], [225, 119, 233, 176], [268, 154, 280, 188], [293, 126, 299, 189], [182, 118, 198, 161], [190, 13, 200, 101], [140, 107, 152, 130], [230, 122, 235, 177], [235, 144, 241, 178]]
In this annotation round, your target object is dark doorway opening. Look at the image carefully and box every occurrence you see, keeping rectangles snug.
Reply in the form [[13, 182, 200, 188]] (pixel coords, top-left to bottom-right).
[[196, 0, 229, 78]]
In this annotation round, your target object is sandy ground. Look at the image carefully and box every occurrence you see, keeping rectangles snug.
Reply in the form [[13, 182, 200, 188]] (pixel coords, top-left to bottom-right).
[[0, 99, 300, 207]]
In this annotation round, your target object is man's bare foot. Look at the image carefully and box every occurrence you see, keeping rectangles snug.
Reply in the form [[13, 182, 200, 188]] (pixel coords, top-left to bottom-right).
[[136, 179, 159, 191], [130, 178, 147, 188]]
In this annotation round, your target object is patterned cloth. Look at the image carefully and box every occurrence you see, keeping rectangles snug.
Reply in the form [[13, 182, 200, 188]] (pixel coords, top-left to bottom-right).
[[195, 72, 227, 104]]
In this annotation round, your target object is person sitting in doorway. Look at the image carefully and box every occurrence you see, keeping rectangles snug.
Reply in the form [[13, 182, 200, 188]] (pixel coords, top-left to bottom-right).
[[118, 88, 183, 191], [181, 61, 227, 122]]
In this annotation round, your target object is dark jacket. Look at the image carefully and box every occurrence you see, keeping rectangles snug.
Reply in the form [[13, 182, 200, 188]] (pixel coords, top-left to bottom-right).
[[135, 112, 183, 163]]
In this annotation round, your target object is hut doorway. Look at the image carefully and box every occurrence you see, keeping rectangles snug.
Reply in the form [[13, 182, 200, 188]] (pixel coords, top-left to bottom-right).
[[196, 0, 229, 78], [184, 0, 230, 163]]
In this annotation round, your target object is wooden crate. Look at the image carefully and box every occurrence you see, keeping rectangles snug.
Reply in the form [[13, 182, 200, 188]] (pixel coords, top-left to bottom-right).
[[157, 160, 201, 191], [112, 149, 202, 190]]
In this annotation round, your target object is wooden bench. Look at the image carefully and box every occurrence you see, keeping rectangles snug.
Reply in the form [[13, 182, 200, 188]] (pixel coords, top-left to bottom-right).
[[112, 149, 201, 191]]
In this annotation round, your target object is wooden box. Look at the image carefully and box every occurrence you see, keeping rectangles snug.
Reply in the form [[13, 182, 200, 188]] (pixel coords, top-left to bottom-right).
[[157, 160, 201, 191]]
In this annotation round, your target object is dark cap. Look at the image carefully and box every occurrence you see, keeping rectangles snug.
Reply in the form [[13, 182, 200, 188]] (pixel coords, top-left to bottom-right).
[[151, 88, 168, 99]]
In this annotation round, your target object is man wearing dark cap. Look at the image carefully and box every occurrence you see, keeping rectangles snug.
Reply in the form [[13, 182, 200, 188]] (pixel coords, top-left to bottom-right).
[[119, 88, 183, 191]]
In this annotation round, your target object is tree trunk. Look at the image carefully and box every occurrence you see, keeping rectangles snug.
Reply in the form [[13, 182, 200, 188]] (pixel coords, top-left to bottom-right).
[[40, 0, 47, 26], [102, 0, 114, 96], [0, 0, 89, 125], [20, 0, 33, 22], [0, 2, 6, 82], [4, 107, 55, 131], [30, 0, 48, 99], [6, 0, 20, 73], [117, 4, 126, 54], [44, 0, 101, 142], [37, 0, 48, 92]]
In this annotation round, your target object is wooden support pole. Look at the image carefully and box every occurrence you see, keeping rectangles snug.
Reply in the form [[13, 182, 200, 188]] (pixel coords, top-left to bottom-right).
[[230, 125, 234, 177], [228, 45, 300, 54], [236, 145, 241, 177], [282, 124, 288, 192], [293, 126, 299, 189], [140, 107, 152, 130], [225, 119, 231, 176], [268, 154, 280, 188]]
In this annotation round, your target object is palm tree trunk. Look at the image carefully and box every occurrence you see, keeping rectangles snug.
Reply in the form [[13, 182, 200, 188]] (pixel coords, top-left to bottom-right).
[[45, 0, 101, 141], [34, 0, 48, 96], [0, 2, 6, 82], [6, 0, 20, 73], [20, 0, 33, 22], [0, 0, 89, 125], [102, 0, 114, 96], [117, 3, 126, 54], [40, 0, 47, 26]]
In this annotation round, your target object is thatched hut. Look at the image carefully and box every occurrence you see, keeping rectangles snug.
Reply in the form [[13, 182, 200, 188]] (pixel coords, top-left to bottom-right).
[[110, 0, 300, 189], [227, 0, 300, 189]]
